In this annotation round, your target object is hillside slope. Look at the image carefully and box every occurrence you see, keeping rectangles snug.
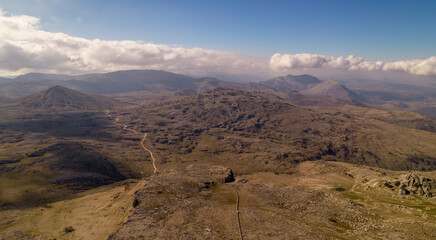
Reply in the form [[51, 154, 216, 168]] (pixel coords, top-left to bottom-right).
[[118, 88, 436, 173], [260, 74, 322, 91], [1, 85, 125, 111], [301, 80, 366, 102], [0, 141, 126, 207]]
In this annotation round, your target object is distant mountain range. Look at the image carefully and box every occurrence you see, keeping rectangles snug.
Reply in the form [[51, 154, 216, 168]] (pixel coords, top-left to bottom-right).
[[6, 70, 436, 118], [0, 70, 271, 97], [0, 70, 366, 103], [14, 73, 75, 81]]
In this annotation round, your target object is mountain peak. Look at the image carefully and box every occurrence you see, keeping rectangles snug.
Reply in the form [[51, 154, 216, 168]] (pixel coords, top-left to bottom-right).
[[7, 86, 124, 111], [300, 80, 365, 102], [261, 74, 321, 91], [46, 85, 71, 92]]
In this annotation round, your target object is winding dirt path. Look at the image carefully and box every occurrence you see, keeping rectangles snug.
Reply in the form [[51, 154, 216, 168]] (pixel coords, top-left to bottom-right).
[[351, 178, 357, 192], [141, 133, 158, 174], [106, 111, 157, 174], [109, 111, 242, 237]]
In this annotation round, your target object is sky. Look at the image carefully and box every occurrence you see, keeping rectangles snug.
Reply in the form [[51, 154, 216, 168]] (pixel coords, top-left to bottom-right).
[[0, 0, 435, 81]]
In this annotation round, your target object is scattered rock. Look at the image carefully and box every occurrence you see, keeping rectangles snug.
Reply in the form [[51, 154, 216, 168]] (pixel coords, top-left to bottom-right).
[[236, 178, 249, 183], [108, 164, 398, 239], [110, 164, 235, 239], [63, 226, 75, 233]]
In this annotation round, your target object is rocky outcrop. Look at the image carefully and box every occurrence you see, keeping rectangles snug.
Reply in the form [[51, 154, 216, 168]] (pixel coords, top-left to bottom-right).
[[398, 173, 436, 197], [109, 164, 235, 239], [109, 164, 389, 240]]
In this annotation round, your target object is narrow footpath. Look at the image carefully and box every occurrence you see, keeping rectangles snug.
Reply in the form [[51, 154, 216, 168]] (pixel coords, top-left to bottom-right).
[[106, 111, 158, 174]]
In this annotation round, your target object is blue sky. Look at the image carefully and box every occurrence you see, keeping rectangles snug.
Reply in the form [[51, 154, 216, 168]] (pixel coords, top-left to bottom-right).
[[0, 0, 435, 79], [2, 0, 435, 61]]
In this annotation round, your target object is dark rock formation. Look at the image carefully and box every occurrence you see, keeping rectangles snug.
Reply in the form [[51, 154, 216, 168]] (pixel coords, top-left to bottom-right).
[[398, 173, 436, 197]]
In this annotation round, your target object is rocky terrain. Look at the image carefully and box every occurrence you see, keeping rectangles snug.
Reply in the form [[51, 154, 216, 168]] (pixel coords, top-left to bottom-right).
[[2, 160, 436, 239], [394, 173, 436, 197], [1, 70, 435, 116], [120, 88, 436, 172], [0, 78, 435, 239], [111, 164, 388, 240]]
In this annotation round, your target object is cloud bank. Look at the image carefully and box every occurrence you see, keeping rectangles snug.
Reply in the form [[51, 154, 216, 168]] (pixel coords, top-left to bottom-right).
[[270, 53, 436, 77], [0, 9, 435, 79], [0, 9, 267, 76]]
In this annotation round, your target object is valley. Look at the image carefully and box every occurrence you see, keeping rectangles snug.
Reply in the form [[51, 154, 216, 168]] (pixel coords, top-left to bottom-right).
[[0, 71, 435, 239]]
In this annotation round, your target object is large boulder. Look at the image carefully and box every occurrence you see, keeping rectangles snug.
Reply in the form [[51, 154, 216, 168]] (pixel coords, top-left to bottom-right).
[[398, 173, 436, 197]]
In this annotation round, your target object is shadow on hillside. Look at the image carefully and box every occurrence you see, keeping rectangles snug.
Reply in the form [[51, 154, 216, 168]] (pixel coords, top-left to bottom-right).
[[0, 178, 135, 211], [0, 111, 117, 140]]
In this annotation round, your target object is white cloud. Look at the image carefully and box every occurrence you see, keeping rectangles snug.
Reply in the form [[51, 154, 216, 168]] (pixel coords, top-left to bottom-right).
[[1, 9, 435, 79], [270, 53, 436, 77], [0, 9, 267, 76]]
